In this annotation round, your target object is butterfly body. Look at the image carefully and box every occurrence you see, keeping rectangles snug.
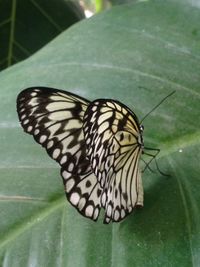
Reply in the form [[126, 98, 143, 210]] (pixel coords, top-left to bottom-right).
[[17, 87, 144, 223]]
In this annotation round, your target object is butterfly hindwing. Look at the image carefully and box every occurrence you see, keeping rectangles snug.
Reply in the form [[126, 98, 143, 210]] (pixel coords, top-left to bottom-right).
[[83, 99, 144, 223], [61, 169, 102, 221]]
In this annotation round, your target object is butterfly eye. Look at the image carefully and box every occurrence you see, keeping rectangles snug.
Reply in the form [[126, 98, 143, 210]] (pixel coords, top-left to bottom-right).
[[140, 125, 144, 132]]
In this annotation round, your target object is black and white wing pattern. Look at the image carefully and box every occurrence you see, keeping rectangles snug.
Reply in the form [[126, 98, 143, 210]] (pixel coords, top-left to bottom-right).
[[83, 99, 144, 223], [17, 87, 144, 224], [17, 87, 102, 221]]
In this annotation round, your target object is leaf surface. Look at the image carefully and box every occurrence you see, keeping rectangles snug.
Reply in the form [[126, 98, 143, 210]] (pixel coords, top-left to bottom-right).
[[0, 0, 200, 266]]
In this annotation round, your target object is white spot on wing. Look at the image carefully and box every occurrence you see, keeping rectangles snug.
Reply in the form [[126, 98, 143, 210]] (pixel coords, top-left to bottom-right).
[[62, 170, 71, 180], [70, 192, 80, 205], [68, 162, 74, 172], [34, 129, 40, 135], [47, 140, 54, 149], [93, 208, 99, 220], [78, 198, 86, 210], [86, 138, 91, 145], [101, 192, 106, 207], [128, 206, 132, 212], [46, 102, 75, 112], [107, 205, 112, 217], [60, 155, 67, 164], [23, 119, 29, 125], [114, 210, 120, 221], [21, 114, 26, 119], [66, 178, 75, 193], [40, 135, 47, 143], [85, 205, 94, 217], [92, 106, 97, 111], [27, 126, 33, 132], [121, 209, 125, 218], [105, 217, 110, 223], [31, 92, 37, 97], [52, 148, 60, 159]]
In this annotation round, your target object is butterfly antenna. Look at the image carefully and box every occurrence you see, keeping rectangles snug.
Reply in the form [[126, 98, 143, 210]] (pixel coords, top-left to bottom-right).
[[140, 90, 175, 123]]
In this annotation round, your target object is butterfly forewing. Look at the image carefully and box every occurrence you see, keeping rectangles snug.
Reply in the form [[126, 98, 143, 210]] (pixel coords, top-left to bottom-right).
[[17, 87, 89, 173], [83, 99, 144, 223]]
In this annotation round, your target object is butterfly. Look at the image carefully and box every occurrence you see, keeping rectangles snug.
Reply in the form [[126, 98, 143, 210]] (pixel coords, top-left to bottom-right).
[[17, 86, 161, 224]]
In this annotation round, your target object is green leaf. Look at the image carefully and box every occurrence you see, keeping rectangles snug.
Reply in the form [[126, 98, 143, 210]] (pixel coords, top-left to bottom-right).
[[0, 0, 85, 70], [0, 0, 200, 266]]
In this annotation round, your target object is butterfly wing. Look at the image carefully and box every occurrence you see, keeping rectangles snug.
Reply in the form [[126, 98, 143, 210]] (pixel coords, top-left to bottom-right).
[[17, 87, 102, 220], [63, 171, 102, 221], [83, 99, 144, 223]]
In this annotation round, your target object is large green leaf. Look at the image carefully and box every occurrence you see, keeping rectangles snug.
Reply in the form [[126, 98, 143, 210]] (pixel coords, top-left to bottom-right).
[[0, 0, 200, 266]]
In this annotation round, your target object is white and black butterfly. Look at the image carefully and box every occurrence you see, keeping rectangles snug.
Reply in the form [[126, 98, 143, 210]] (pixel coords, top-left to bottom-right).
[[17, 87, 171, 224]]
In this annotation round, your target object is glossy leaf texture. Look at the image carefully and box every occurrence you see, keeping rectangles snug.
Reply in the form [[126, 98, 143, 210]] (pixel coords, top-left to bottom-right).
[[0, 0, 84, 70], [0, 0, 200, 266]]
